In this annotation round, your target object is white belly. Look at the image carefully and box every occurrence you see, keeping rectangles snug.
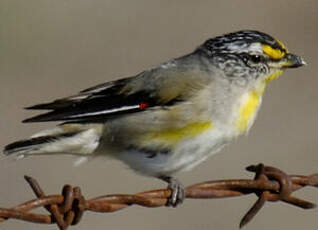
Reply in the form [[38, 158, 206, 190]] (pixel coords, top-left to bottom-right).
[[112, 86, 265, 177], [115, 127, 231, 177]]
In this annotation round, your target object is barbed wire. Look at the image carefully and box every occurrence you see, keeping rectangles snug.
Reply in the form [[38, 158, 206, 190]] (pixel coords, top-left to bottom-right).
[[0, 163, 317, 229]]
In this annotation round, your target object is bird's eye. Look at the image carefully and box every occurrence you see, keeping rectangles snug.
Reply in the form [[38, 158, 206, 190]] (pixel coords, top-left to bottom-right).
[[250, 55, 262, 63]]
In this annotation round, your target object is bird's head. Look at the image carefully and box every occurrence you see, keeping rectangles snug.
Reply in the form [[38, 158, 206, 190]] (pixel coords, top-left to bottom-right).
[[198, 30, 306, 87]]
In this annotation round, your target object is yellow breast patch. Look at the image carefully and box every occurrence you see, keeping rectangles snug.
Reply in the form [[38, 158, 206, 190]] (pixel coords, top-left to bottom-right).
[[236, 68, 283, 133], [236, 89, 264, 132], [147, 121, 213, 144]]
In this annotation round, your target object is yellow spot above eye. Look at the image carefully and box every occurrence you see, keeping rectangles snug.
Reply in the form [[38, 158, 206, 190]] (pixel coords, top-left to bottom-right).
[[262, 44, 285, 59], [236, 89, 264, 132], [147, 121, 213, 143]]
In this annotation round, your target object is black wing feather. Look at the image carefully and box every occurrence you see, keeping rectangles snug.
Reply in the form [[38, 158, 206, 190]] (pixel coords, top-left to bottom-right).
[[23, 77, 180, 123], [25, 78, 129, 110], [23, 91, 157, 123]]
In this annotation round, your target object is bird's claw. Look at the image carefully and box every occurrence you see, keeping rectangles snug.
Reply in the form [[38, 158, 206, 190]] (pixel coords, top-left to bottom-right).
[[160, 176, 185, 207]]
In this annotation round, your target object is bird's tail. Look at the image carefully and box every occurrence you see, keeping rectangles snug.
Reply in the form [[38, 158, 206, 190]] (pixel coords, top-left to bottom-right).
[[3, 124, 103, 158]]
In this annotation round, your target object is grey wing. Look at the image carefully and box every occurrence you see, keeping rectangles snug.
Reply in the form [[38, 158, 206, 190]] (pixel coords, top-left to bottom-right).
[[23, 55, 211, 123]]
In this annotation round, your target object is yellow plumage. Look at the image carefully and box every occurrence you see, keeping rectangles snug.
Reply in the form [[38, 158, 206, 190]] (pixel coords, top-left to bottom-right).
[[262, 44, 285, 59], [236, 89, 263, 132], [147, 121, 213, 144]]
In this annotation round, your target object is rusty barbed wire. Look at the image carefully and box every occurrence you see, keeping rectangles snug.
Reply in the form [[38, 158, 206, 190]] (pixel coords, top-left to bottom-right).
[[0, 164, 317, 230]]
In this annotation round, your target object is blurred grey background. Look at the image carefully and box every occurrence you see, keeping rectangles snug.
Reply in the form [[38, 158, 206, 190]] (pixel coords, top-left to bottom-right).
[[0, 0, 317, 229]]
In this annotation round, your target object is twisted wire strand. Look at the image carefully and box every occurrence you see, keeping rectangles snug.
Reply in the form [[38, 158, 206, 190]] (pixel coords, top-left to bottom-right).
[[0, 164, 317, 230]]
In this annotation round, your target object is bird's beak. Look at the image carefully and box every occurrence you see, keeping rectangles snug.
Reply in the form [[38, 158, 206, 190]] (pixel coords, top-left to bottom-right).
[[281, 53, 307, 68]]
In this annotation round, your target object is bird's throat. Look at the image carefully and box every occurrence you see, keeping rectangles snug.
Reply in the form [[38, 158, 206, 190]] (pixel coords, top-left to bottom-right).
[[235, 70, 283, 133], [236, 85, 265, 133], [264, 70, 283, 84]]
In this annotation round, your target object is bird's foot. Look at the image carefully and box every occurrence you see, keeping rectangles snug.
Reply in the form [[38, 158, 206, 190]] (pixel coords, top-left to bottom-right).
[[159, 176, 185, 207]]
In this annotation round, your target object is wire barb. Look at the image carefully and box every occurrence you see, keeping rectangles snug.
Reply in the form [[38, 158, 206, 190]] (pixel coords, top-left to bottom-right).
[[0, 164, 317, 229]]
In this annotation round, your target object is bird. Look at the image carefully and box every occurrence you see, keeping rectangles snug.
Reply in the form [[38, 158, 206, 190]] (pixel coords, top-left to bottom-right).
[[3, 30, 306, 206]]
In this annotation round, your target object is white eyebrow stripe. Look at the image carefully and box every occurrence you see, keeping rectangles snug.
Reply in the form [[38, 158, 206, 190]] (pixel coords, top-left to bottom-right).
[[228, 42, 263, 54], [247, 43, 263, 53], [68, 105, 140, 118]]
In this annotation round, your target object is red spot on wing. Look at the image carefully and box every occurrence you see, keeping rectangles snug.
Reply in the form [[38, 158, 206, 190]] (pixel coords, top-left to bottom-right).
[[139, 103, 148, 110]]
